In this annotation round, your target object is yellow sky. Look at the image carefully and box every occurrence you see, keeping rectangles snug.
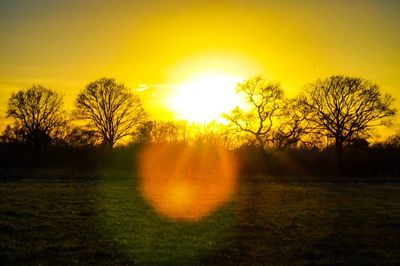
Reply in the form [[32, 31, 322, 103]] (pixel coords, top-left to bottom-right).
[[0, 0, 399, 136]]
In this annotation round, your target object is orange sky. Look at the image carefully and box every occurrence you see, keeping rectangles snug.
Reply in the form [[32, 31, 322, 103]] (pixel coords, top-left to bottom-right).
[[0, 0, 399, 137]]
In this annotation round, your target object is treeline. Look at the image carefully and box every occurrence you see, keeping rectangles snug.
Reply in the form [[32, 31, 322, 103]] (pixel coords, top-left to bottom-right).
[[0, 76, 399, 177]]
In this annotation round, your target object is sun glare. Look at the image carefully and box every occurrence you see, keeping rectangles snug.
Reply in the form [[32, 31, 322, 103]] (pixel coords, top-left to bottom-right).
[[138, 143, 238, 221], [166, 74, 243, 122]]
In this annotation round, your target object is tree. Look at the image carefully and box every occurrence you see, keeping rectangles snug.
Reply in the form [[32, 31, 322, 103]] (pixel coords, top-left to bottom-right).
[[302, 75, 396, 166], [273, 97, 313, 149], [64, 127, 99, 148], [7, 85, 66, 150], [0, 124, 24, 144], [381, 132, 400, 149], [223, 76, 285, 149], [75, 78, 147, 149], [145, 120, 179, 143]]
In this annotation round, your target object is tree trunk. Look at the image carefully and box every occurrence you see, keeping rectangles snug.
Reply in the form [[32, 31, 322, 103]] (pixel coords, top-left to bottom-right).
[[335, 138, 343, 174], [106, 140, 114, 151], [103, 137, 114, 150], [31, 137, 40, 168], [257, 137, 268, 173]]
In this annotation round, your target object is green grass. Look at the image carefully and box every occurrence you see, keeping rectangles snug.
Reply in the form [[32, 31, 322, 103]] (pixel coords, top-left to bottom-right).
[[1, 174, 400, 265]]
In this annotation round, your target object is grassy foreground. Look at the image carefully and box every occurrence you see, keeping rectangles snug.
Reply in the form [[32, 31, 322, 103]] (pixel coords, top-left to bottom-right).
[[1, 174, 400, 265]]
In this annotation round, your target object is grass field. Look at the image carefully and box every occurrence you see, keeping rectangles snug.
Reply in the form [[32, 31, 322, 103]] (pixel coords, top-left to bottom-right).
[[1, 173, 400, 265]]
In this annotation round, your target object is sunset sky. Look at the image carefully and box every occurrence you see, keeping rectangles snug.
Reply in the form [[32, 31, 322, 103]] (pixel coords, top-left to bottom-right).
[[0, 0, 399, 135]]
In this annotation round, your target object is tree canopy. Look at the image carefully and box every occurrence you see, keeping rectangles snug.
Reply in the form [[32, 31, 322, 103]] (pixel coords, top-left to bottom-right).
[[302, 75, 396, 161], [223, 76, 305, 149], [75, 78, 147, 149], [7, 85, 66, 149]]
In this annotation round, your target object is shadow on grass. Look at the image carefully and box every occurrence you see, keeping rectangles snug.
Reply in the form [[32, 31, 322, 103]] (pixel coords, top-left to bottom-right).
[[97, 176, 237, 265], [0, 173, 237, 265], [0, 179, 135, 264], [1, 173, 400, 265]]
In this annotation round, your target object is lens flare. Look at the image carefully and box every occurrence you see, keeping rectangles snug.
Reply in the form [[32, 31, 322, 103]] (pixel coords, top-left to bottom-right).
[[138, 143, 238, 221]]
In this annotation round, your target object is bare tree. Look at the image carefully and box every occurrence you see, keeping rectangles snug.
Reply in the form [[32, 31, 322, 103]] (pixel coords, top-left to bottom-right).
[[7, 85, 66, 150], [223, 76, 285, 149], [302, 75, 396, 165], [75, 78, 147, 149], [383, 133, 400, 149], [64, 127, 100, 148], [0, 124, 24, 144], [274, 97, 312, 149], [140, 120, 226, 145], [146, 120, 179, 143]]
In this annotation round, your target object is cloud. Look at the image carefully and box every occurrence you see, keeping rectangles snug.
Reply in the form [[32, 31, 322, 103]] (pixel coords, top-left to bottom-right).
[[134, 84, 149, 92]]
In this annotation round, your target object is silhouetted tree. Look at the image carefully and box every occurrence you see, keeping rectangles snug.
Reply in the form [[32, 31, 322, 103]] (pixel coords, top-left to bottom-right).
[[75, 78, 147, 149], [7, 85, 66, 150], [274, 97, 312, 149], [140, 120, 229, 145], [384, 133, 400, 149], [302, 75, 396, 167], [0, 124, 24, 144], [146, 120, 179, 143], [189, 120, 225, 145], [64, 127, 99, 148], [223, 76, 285, 149]]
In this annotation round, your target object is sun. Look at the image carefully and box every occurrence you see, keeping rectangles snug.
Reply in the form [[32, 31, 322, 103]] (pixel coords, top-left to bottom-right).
[[166, 74, 243, 122]]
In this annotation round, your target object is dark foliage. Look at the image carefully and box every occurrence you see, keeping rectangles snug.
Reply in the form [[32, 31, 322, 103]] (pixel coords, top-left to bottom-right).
[[0, 137, 399, 179], [234, 141, 400, 178]]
